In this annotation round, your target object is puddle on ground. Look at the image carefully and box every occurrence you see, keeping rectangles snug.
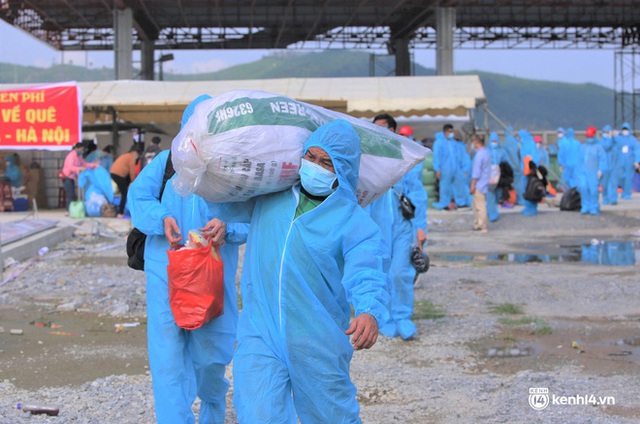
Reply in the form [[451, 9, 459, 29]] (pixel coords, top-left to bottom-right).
[[434, 240, 638, 266], [588, 338, 640, 357]]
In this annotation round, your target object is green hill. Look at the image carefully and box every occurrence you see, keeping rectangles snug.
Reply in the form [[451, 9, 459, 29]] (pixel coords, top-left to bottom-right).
[[0, 50, 614, 130]]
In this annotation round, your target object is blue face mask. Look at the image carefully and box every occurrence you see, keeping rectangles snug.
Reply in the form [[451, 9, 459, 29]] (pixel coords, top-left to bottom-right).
[[490, 142, 498, 148], [299, 158, 337, 197]]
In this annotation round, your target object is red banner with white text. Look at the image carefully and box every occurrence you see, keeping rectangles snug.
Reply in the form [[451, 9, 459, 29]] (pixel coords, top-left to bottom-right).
[[0, 82, 82, 150]]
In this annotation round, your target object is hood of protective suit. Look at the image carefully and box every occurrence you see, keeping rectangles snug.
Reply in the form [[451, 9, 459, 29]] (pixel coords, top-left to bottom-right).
[[181, 94, 213, 128], [622, 122, 632, 131], [489, 131, 499, 144], [518, 129, 530, 140], [567, 128, 575, 138], [557, 127, 565, 133], [6, 155, 15, 166], [602, 124, 612, 132], [303, 119, 361, 196]]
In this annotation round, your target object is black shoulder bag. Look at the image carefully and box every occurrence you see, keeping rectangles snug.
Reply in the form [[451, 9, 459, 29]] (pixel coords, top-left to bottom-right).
[[393, 188, 416, 220], [126, 152, 175, 271]]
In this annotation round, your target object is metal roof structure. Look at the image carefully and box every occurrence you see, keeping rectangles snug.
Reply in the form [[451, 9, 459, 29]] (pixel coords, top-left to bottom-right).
[[2, 1, 640, 52]]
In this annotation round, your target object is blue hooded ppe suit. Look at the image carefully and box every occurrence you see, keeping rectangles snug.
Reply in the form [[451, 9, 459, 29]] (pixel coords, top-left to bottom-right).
[[599, 125, 617, 205], [501, 127, 522, 204], [129, 96, 249, 424], [432, 131, 457, 209], [536, 142, 550, 168], [366, 149, 427, 341], [231, 120, 389, 424], [577, 134, 607, 215], [519, 130, 541, 217], [3, 155, 23, 188], [78, 167, 115, 217], [87, 149, 114, 172], [487, 132, 505, 222], [558, 128, 580, 189], [613, 122, 640, 200], [453, 138, 472, 207]]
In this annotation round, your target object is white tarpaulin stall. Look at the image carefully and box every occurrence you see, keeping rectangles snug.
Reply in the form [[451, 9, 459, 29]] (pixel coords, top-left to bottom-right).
[[1, 75, 486, 128], [3, 76, 485, 129]]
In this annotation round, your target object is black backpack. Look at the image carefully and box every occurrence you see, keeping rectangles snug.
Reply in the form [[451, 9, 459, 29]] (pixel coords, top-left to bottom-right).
[[497, 161, 514, 189], [560, 187, 581, 211], [126, 152, 175, 271], [523, 163, 548, 203]]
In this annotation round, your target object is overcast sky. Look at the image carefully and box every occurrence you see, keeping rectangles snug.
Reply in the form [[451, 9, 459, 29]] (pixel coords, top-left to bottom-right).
[[0, 20, 616, 89]]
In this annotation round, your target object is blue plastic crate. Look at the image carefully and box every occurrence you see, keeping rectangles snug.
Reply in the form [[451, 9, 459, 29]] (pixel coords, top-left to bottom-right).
[[13, 197, 28, 211]]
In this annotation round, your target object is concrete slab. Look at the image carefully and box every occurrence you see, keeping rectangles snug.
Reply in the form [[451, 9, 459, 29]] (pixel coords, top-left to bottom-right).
[[1, 225, 75, 268], [0, 208, 132, 269]]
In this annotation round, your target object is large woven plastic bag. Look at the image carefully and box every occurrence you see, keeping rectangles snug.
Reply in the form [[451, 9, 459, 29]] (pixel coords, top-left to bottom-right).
[[171, 90, 429, 206]]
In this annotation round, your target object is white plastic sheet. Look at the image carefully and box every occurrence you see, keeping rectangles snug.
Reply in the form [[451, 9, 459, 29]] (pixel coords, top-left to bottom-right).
[[171, 90, 429, 206]]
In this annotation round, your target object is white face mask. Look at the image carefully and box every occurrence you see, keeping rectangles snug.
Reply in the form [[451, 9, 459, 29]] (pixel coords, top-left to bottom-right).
[[299, 159, 337, 197], [622, 129, 630, 136], [603, 133, 611, 139]]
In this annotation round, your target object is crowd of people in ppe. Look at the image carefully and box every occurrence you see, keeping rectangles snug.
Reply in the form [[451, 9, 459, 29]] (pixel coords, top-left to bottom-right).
[[52, 95, 640, 423], [57, 134, 165, 218], [126, 97, 430, 423], [429, 122, 640, 228]]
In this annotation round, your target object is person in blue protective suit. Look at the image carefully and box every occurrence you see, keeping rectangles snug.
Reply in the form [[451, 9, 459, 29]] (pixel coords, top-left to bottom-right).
[[534, 135, 550, 168], [599, 125, 618, 205], [368, 121, 427, 341], [487, 131, 505, 222], [559, 128, 581, 190], [519, 129, 542, 216], [2, 154, 23, 188], [397, 125, 429, 251], [86, 145, 115, 171], [501, 126, 522, 204], [100, 146, 115, 171], [432, 123, 458, 210], [78, 166, 115, 217], [453, 131, 472, 208], [613, 122, 640, 200], [128, 94, 249, 424], [556, 127, 569, 190], [231, 119, 389, 424], [577, 126, 607, 215]]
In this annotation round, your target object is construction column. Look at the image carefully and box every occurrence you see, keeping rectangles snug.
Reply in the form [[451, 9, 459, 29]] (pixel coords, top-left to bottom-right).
[[140, 40, 155, 80], [392, 37, 412, 76], [436, 7, 455, 76], [114, 7, 133, 80]]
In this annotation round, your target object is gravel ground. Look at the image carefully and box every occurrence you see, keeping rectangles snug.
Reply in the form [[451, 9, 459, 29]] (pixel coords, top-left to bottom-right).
[[1, 202, 640, 423]]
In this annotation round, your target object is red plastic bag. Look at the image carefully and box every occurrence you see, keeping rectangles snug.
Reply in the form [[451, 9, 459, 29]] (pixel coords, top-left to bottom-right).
[[167, 239, 224, 330]]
